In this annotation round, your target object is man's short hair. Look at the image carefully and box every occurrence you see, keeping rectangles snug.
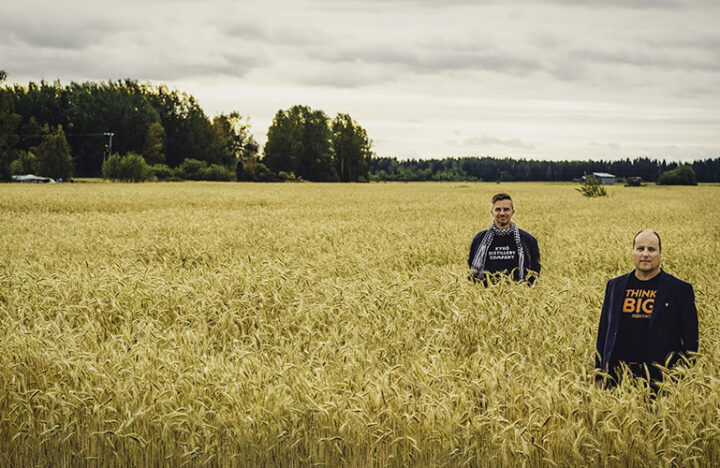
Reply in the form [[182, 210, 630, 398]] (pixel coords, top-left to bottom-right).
[[633, 230, 662, 252], [491, 193, 513, 205]]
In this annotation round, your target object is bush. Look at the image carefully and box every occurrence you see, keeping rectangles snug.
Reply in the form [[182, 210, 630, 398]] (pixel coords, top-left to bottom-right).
[[9, 151, 39, 175], [121, 153, 149, 182], [177, 158, 207, 180], [101, 154, 123, 180], [237, 157, 284, 182], [576, 174, 607, 197], [102, 153, 149, 182], [657, 165, 697, 185], [204, 164, 232, 181], [278, 171, 302, 182], [148, 164, 174, 180]]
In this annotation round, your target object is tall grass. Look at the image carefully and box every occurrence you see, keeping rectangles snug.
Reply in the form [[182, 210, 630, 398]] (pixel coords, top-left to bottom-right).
[[1, 182, 718, 466]]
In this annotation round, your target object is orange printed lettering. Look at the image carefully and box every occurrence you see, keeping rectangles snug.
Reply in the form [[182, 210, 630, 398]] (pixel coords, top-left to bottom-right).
[[623, 298, 636, 313], [641, 298, 654, 314]]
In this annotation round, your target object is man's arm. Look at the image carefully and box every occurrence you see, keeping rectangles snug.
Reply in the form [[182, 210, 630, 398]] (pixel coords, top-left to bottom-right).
[[467, 232, 483, 269], [527, 234, 541, 277], [595, 281, 613, 384], [680, 283, 699, 363]]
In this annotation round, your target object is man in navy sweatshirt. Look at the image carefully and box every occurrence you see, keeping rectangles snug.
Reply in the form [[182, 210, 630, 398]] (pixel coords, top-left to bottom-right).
[[468, 193, 541, 285], [595, 230, 698, 389]]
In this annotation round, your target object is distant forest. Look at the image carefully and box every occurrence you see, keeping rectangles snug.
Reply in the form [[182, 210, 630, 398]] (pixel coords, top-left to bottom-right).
[[1, 74, 719, 182], [371, 156, 720, 182]]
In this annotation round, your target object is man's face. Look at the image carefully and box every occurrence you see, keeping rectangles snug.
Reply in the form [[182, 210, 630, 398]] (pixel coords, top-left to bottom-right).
[[491, 199, 514, 229], [632, 231, 661, 275]]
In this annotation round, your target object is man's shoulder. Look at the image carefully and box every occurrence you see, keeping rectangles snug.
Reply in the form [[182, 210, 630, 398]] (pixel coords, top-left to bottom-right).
[[660, 271, 694, 292], [607, 272, 633, 287], [472, 230, 489, 241], [607, 271, 693, 290], [518, 228, 538, 243]]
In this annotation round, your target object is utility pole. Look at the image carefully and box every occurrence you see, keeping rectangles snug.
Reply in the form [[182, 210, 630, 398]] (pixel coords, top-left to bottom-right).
[[103, 132, 114, 165]]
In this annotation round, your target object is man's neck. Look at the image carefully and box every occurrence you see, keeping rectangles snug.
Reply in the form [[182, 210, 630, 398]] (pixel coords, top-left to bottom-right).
[[634, 268, 661, 281], [494, 222, 511, 230]]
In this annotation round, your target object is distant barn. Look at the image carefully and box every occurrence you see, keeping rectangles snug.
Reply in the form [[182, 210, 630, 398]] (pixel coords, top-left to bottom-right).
[[592, 172, 616, 185]]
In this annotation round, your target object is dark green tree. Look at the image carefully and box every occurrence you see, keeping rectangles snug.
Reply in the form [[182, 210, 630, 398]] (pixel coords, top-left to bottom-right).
[[9, 80, 216, 175], [32, 125, 73, 180], [331, 113, 373, 182], [0, 71, 22, 181], [142, 121, 166, 165], [264, 105, 337, 181], [9, 151, 39, 175], [208, 112, 258, 168], [657, 164, 697, 185], [145, 85, 213, 168]]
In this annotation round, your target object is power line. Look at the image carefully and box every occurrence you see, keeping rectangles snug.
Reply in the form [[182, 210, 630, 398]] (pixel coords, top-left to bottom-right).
[[18, 132, 114, 137], [18, 132, 115, 164]]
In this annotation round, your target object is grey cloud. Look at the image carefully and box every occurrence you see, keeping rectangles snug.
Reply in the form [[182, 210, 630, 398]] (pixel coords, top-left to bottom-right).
[[0, 17, 122, 51], [309, 45, 544, 76], [295, 73, 385, 89], [462, 135, 535, 149], [673, 86, 720, 99], [224, 23, 270, 41], [677, 36, 720, 50], [292, 62, 398, 88], [2, 43, 262, 82], [112, 50, 264, 81], [548, 0, 687, 8], [337, 0, 706, 7], [647, 35, 720, 61], [568, 48, 720, 73], [223, 22, 325, 46]]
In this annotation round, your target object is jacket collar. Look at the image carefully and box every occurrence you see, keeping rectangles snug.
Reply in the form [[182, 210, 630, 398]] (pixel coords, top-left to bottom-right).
[[649, 270, 672, 328], [610, 272, 633, 332]]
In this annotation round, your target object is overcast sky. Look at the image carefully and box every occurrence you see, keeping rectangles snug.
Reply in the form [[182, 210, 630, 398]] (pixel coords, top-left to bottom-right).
[[2, 0, 719, 161]]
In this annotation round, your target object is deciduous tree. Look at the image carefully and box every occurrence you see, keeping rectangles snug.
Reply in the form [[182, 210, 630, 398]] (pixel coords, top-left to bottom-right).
[[331, 113, 373, 182], [0, 71, 22, 181], [208, 112, 258, 168], [32, 125, 73, 180], [143, 122, 166, 165], [264, 105, 337, 181]]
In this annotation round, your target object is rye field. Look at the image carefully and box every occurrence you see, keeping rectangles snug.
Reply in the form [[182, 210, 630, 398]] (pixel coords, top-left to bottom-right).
[[1, 181, 719, 467]]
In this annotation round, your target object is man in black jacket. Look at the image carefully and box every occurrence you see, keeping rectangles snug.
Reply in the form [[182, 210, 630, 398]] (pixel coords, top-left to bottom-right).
[[595, 230, 698, 389], [468, 193, 541, 284]]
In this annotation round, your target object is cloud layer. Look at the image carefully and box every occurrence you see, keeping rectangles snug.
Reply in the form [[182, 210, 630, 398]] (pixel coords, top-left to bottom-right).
[[2, 0, 719, 159]]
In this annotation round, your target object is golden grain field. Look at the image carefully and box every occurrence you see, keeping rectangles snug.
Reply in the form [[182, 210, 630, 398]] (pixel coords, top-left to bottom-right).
[[1, 181, 719, 467]]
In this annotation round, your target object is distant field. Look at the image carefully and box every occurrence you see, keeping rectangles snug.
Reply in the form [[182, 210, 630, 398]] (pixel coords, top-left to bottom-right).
[[1, 182, 719, 466]]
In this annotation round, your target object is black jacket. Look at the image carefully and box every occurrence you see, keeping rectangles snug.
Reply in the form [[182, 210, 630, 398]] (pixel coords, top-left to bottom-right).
[[467, 228, 541, 284], [595, 270, 698, 377]]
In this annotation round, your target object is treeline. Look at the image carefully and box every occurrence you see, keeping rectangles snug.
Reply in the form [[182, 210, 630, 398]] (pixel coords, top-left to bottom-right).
[[2, 72, 718, 184], [0, 73, 372, 182], [372, 156, 720, 182]]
